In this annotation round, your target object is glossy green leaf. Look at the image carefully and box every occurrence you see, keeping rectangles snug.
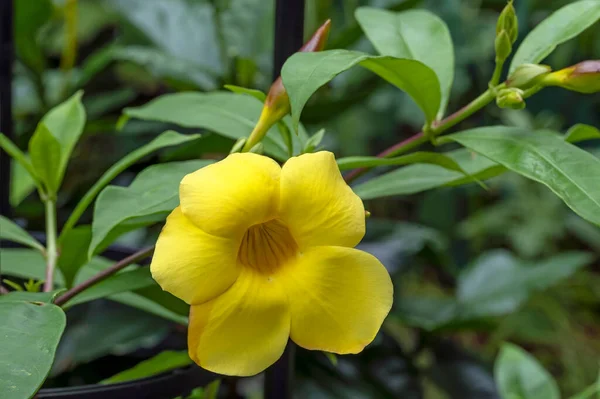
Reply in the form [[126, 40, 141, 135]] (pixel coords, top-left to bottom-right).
[[0, 301, 66, 399], [29, 91, 86, 193], [355, 7, 453, 116], [64, 267, 156, 308], [123, 92, 308, 160], [61, 130, 202, 241], [89, 160, 212, 258], [57, 226, 92, 288], [495, 343, 560, 399], [353, 149, 502, 200], [448, 127, 600, 226], [565, 124, 600, 143], [102, 351, 192, 384], [509, 0, 600, 74], [282, 50, 441, 129], [14, 0, 53, 73], [29, 123, 62, 193], [0, 215, 44, 252], [224, 84, 266, 102]]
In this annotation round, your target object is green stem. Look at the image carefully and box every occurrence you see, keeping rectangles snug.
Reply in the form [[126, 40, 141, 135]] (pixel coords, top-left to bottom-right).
[[344, 87, 499, 183], [489, 60, 504, 87], [43, 199, 58, 292]]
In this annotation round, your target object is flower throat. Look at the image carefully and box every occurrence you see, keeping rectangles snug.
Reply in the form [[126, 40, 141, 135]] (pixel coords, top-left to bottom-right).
[[237, 219, 298, 273]]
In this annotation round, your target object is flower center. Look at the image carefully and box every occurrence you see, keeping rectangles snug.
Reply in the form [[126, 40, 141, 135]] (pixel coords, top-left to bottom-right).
[[238, 219, 298, 273]]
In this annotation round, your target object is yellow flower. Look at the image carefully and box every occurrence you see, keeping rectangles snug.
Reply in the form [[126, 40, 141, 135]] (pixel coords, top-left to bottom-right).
[[150, 151, 393, 376]]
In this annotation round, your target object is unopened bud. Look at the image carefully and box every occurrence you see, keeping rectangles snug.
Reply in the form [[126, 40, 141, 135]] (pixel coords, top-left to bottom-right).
[[497, 0, 518, 44], [243, 20, 332, 151], [507, 64, 552, 89], [541, 60, 600, 94], [495, 30, 513, 63], [496, 88, 525, 109]]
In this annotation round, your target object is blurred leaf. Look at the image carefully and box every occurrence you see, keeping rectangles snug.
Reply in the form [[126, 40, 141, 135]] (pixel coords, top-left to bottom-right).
[[448, 127, 600, 227], [353, 149, 501, 200], [89, 160, 212, 258], [29, 91, 86, 193], [224, 84, 266, 102], [204, 379, 221, 399], [64, 267, 156, 308], [304, 129, 326, 153], [282, 50, 441, 129], [123, 92, 308, 160], [356, 7, 453, 116], [220, 0, 273, 60], [57, 226, 92, 288], [398, 250, 592, 330], [14, 0, 53, 73], [337, 152, 468, 174], [10, 160, 36, 206], [565, 124, 600, 143], [494, 343, 560, 399], [509, 0, 600, 74], [0, 215, 44, 252], [106, 0, 222, 71], [102, 350, 193, 384], [1, 248, 64, 286], [0, 134, 39, 187], [0, 301, 66, 399]]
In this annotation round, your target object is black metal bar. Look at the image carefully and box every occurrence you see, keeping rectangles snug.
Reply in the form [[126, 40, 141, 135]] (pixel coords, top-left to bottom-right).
[[272, 0, 305, 80], [264, 0, 304, 397], [0, 0, 13, 218]]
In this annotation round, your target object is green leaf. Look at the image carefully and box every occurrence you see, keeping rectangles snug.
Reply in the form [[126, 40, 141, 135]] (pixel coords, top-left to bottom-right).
[[353, 149, 501, 200], [282, 50, 441, 129], [61, 130, 202, 241], [448, 127, 600, 227], [64, 267, 156, 308], [509, 0, 600, 74], [102, 350, 193, 384], [224, 84, 266, 102], [303, 128, 326, 153], [0, 301, 66, 399], [565, 124, 600, 143], [57, 226, 92, 288], [204, 379, 221, 399], [89, 160, 212, 258], [355, 7, 454, 116], [337, 152, 467, 172], [10, 161, 37, 206], [0, 290, 64, 304], [0, 215, 44, 252], [28, 123, 63, 193], [29, 91, 86, 193], [14, 0, 53, 73], [124, 92, 308, 160], [495, 343, 560, 399], [0, 133, 39, 185], [1, 249, 64, 286]]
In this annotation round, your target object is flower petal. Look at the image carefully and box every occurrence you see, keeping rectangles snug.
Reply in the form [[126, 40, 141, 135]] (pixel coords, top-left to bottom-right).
[[279, 151, 365, 249], [180, 153, 281, 239], [188, 267, 290, 376], [281, 246, 392, 354], [151, 207, 240, 305]]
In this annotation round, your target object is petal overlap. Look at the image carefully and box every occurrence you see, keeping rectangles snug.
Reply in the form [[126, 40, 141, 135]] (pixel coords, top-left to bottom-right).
[[279, 152, 365, 249], [150, 207, 240, 305]]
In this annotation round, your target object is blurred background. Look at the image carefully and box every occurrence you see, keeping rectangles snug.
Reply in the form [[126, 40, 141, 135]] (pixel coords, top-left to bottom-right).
[[5, 0, 600, 397]]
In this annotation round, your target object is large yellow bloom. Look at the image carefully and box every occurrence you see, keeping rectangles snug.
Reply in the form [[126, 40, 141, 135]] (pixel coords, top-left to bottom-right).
[[150, 151, 393, 376]]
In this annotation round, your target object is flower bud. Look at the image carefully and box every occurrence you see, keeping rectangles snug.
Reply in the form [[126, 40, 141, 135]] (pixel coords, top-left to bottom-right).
[[495, 30, 513, 63], [506, 63, 552, 89], [496, 88, 525, 109], [496, 0, 518, 44], [243, 20, 331, 152], [540, 60, 600, 94]]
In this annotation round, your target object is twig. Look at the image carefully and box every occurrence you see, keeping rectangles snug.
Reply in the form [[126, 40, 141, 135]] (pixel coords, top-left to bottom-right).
[[54, 246, 155, 306], [43, 199, 58, 292]]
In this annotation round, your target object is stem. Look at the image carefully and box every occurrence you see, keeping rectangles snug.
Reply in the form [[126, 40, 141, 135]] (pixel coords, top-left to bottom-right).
[[54, 246, 154, 306], [344, 88, 498, 183], [43, 199, 58, 292], [489, 60, 504, 87]]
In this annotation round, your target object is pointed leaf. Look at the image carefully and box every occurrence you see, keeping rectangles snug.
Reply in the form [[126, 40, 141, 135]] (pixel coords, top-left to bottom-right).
[[509, 0, 600, 74], [495, 343, 560, 399], [356, 7, 454, 116], [565, 124, 600, 143], [0, 301, 66, 399], [448, 127, 600, 226], [101, 351, 192, 384], [29, 123, 62, 193], [282, 50, 441, 129], [337, 152, 467, 173], [0, 215, 44, 252]]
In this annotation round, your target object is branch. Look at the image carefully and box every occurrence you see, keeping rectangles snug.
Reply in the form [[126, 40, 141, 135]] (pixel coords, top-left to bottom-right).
[[54, 246, 155, 306]]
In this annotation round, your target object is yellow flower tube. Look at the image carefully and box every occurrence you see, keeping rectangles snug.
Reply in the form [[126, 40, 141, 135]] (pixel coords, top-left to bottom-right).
[[150, 151, 393, 376]]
